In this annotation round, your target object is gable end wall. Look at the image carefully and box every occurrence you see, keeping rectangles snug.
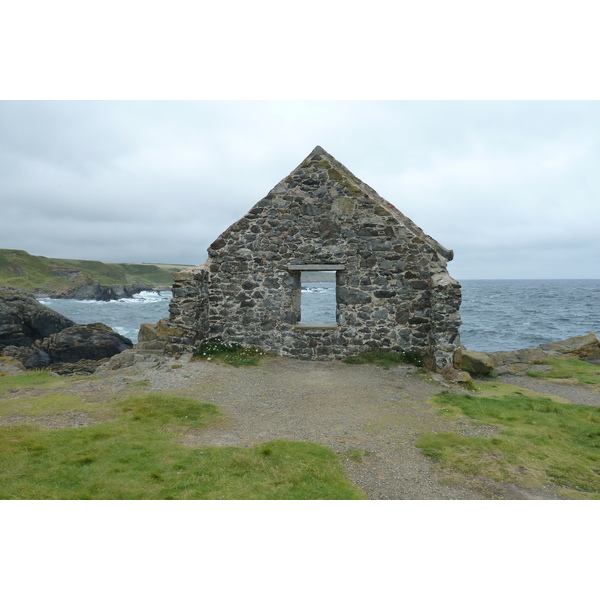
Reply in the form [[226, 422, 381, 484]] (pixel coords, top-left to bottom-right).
[[166, 149, 462, 368]]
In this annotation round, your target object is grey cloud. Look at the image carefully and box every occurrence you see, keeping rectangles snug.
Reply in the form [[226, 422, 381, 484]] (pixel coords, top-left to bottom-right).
[[1, 101, 599, 278]]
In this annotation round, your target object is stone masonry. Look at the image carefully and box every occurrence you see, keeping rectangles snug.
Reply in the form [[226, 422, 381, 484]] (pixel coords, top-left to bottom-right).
[[156, 146, 462, 368]]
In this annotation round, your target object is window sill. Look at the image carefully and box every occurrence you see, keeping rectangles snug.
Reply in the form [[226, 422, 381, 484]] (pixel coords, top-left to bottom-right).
[[294, 323, 339, 330]]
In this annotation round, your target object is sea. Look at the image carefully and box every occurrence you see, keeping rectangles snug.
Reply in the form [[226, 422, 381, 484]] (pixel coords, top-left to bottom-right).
[[39, 291, 172, 345], [38, 280, 600, 352]]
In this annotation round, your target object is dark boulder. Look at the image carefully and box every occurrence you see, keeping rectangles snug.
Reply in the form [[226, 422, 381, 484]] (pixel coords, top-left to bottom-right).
[[1, 345, 51, 369], [38, 323, 133, 363], [0, 287, 75, 349], [3, 324, 133, 369], [1, 288, 133, 372], [48, 359, 109, 376]]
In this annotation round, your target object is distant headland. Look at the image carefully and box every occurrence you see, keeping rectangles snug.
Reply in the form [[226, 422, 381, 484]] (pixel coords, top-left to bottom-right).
[[0, 248, 187, 301]]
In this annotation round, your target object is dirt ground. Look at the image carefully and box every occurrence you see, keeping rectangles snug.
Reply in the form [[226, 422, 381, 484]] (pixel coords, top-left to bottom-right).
[[44, 353, 585, 500]]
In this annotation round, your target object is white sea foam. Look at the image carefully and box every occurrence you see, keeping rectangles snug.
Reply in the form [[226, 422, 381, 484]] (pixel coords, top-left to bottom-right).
[[115, 291, 172, 304]]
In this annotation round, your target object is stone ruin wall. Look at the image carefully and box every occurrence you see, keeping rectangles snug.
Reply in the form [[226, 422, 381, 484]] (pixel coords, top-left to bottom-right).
[[164, 150, 462, 368]]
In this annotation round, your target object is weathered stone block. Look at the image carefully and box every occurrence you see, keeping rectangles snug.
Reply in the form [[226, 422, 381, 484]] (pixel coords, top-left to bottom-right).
[[374, 290, 396, 298], [338, 287, 372, 305], [459, 349, 495, 375]]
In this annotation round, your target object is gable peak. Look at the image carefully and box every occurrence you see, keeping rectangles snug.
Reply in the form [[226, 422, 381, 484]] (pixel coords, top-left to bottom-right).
[[307, 145, 328, 159]]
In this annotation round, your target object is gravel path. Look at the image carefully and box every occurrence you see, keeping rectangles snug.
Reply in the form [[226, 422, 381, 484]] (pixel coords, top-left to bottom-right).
[[85, 354, 567, 499], [12, 353, 587, 499], [159, 357, 481, 499]]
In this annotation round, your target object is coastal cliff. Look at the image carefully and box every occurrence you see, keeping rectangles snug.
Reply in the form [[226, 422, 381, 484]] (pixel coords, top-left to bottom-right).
[[0, 249, 183, 300]]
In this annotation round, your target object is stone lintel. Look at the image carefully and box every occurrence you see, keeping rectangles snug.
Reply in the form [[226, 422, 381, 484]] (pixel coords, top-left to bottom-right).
[[288, 264, 345, 271]]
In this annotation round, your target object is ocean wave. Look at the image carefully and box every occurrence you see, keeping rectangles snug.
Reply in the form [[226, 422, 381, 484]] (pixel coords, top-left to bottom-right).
[[113, 326, 134, 338], [114, 291, 172, 304]]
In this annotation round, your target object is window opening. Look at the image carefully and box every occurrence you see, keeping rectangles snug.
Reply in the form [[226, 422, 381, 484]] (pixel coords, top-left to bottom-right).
[[299, 271, 336, 324]]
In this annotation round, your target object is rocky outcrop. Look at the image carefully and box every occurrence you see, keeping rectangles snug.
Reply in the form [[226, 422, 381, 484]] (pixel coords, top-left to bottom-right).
[[3, 323, 133, 370], [458, 333, 600, 376], [1, 287, 133, 372], [32, 263, 154, 300], [137, 318, 190, 356], [40, 323, 133, 362], [0, 287, 75, 349], [0, 355, 25, 376], [47, 281, 154, 301], [95, 348, 169, 373], [486, 348, 549, 374], [40, 359, 107, 376], [538, 333, 600, 361]]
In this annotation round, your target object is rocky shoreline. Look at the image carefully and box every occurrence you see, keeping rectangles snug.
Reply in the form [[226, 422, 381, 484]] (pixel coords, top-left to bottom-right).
[[456, 333, 600, 375], [0, 287, 133, 374], [2, 284, 600, 379], [38, 282, 158, 301]]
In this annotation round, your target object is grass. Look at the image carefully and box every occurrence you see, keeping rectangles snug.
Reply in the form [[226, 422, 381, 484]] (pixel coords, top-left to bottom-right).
[[417, 389, 600, 499], [526, 357, 600, 385], [0, 386, 364, 499], [193, 340, 267, 367], [343, 349, 423, 369], [345, 448, 374, 463], [0, 370, 68, 394], [0, 248, 181, 294]]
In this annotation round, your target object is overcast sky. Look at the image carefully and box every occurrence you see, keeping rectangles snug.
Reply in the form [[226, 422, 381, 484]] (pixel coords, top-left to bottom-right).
[[1, 100, 598, 279]]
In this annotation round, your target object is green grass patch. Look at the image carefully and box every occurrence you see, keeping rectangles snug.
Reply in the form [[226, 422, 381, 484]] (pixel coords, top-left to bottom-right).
[[129, 380, 150, 387], [526, 357, 600, 385], [193, 340, 267, 367], [0, 392, 363, 499], [343, 349, 423, 369], [470, 379, 572, 405], [118, 393, 220, 427], [345, 448, 374, 463], [0, 371, 67, 395], [417, 391, 600, 498], [0, 392, 89, 418]]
